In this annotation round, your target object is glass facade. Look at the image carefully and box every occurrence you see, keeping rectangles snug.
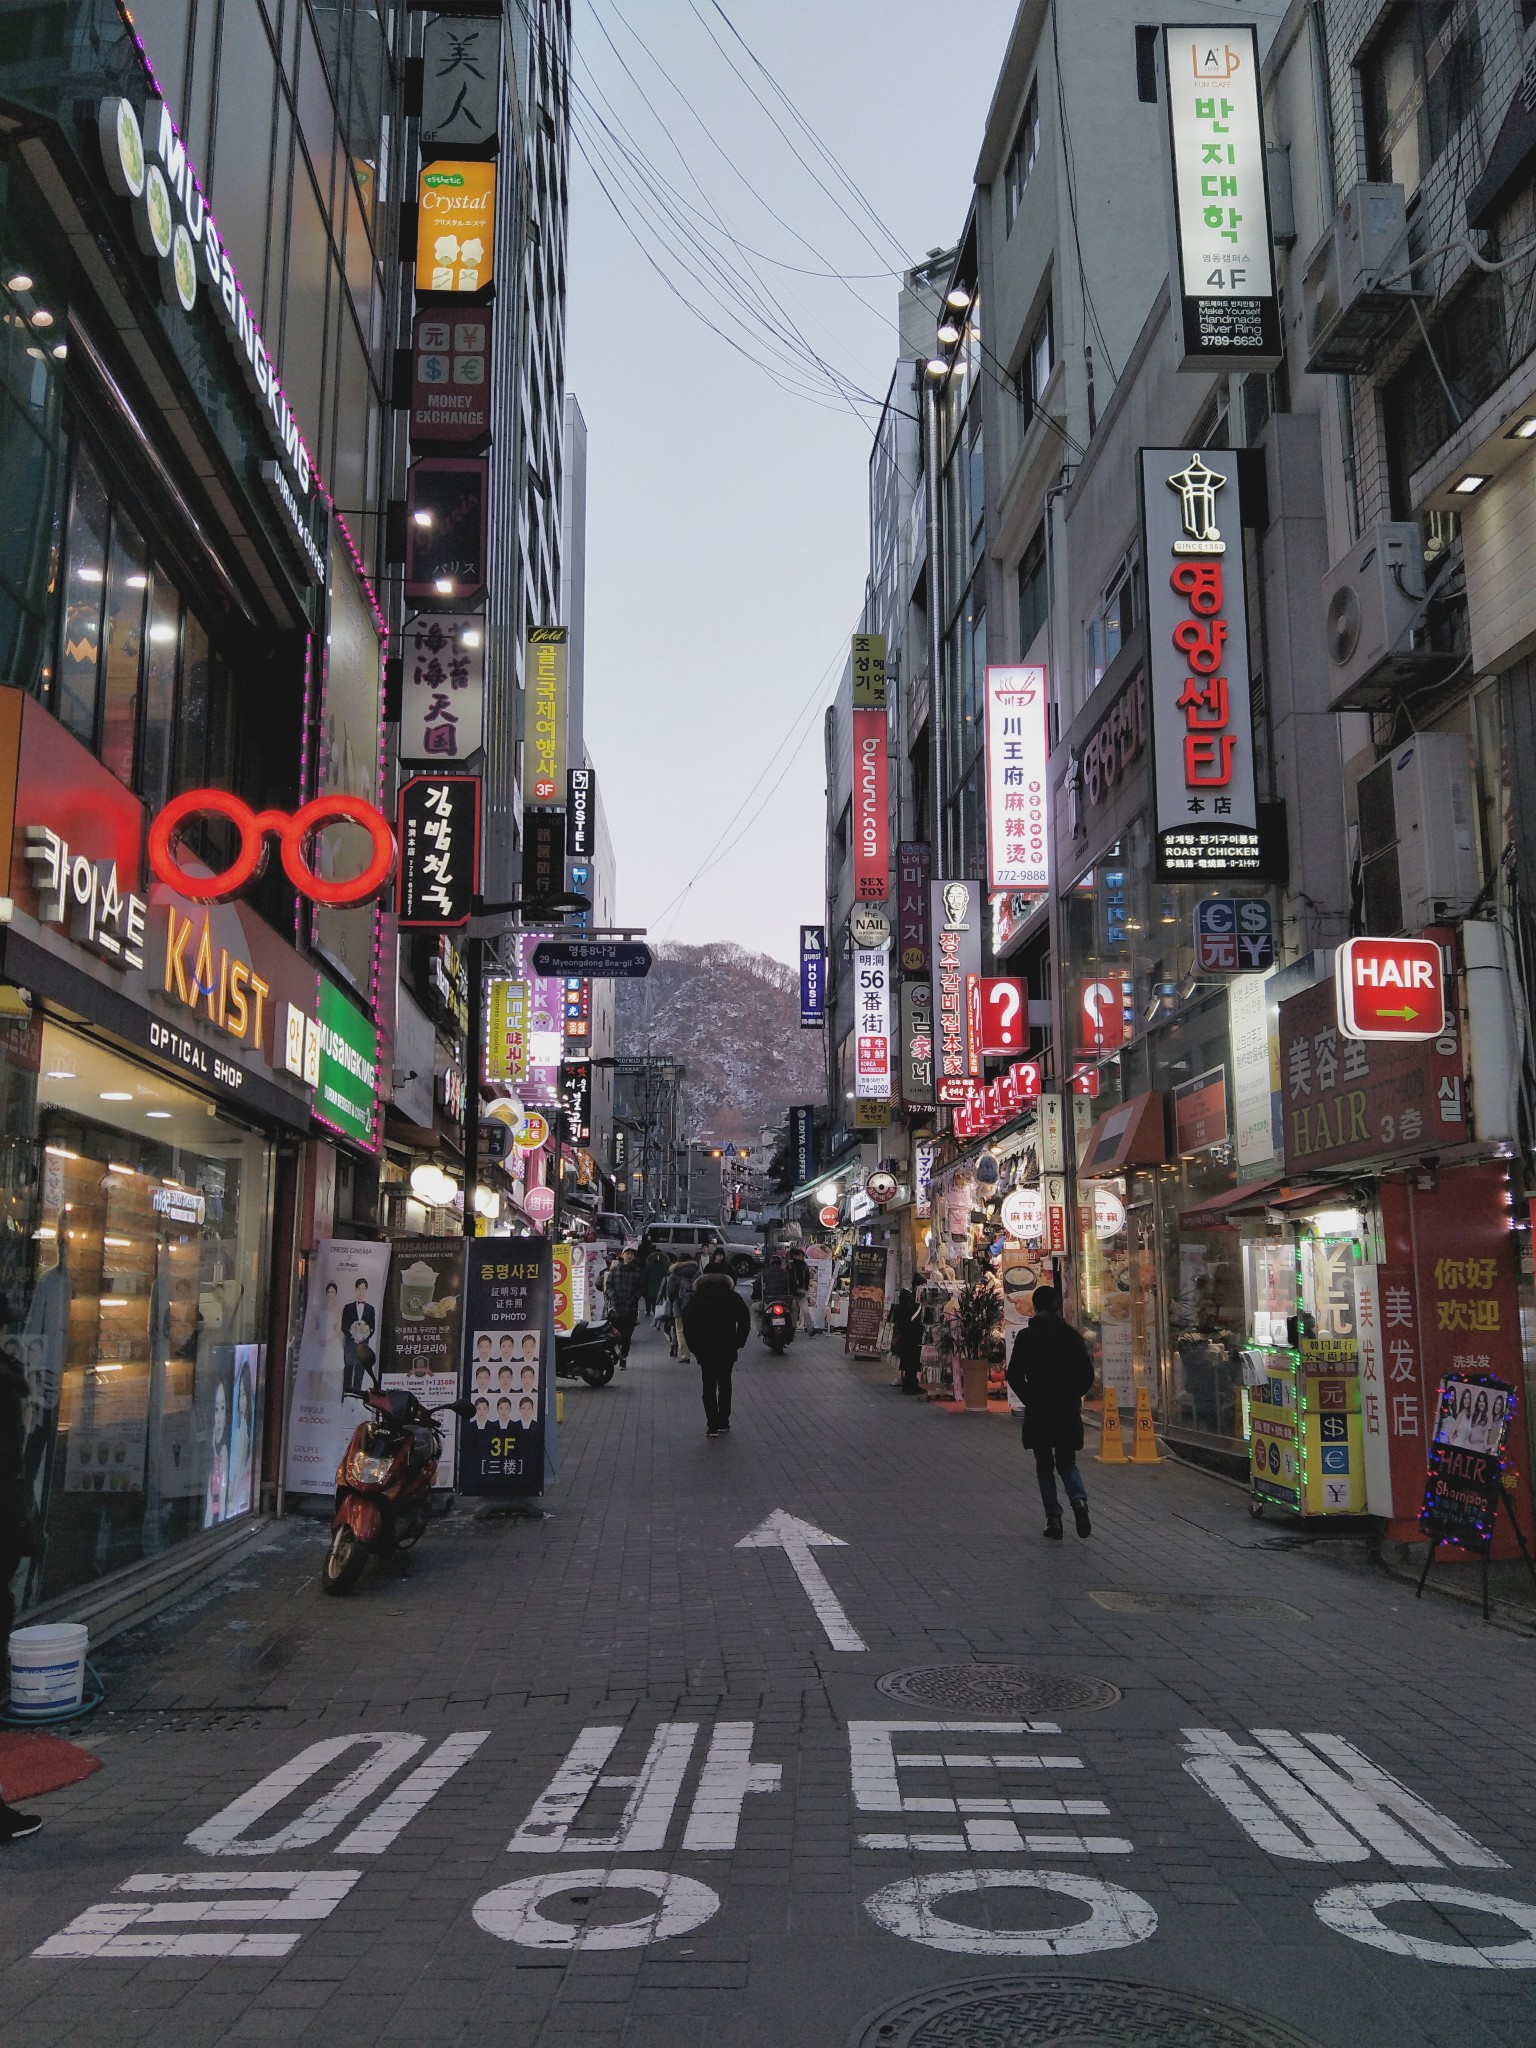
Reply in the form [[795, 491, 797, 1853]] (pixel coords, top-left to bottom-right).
[[3, 1018, 273, 1609]]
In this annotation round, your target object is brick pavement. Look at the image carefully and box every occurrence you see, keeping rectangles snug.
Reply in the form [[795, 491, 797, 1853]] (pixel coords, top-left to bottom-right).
[[3, 1313, 1536, 2047]]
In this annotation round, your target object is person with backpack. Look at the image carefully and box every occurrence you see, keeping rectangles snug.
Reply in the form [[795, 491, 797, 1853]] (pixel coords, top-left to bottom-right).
[[1005, 1285, 1095, 1540], [597, 1245, 645, 1368], [663, 1253, 700, 1362], [683, 1262, 751, 1437]]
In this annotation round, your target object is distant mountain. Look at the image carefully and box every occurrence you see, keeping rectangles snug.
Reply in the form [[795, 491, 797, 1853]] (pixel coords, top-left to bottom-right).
[[615, 942, 825, 1144]]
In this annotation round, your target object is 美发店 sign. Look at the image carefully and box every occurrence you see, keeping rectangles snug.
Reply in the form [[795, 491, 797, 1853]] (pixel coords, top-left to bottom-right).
[[416, 161, 496, 290], [1159, 24, 1281, 370], [525, 627, 568, 806], [851, 707, 889, 901], [1335, 936, 1446, 1042], [400, 613, 485, 763], [1139, 448, 1260, 878], [985, 666, 1049, 891], [1279, 972, 1464, 1171], [397, 775, 480, 929]]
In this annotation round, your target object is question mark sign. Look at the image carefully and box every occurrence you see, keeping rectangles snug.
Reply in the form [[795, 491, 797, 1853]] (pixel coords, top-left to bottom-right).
[[991, 981, 1022, 1047], [1083, 981, 1114, 1045]]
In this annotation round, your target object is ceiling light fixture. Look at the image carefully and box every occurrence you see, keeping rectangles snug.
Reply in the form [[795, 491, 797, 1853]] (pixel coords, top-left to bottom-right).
[[433, 575, 455, 594], [28, 307, 54, 328], [924, 357, 949, 379], [411, 508, 434, 527], [1452, 473, 1489, 495], [6, 272, 33, 291], [936, 321, 961, 345], [99, 1091, 133, 1101], [946, 286, 971, 310], [1509, 417, 1536, 440]]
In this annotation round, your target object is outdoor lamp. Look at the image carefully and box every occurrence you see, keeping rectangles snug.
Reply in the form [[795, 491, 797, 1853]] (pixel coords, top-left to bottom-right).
[[946, 286, 971, 309], [925, 357, 949, 379], [936, 322, 961, 345]]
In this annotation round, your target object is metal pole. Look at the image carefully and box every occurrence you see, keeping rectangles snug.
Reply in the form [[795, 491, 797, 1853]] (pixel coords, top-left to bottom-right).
[[463, 928, 482, 1240]]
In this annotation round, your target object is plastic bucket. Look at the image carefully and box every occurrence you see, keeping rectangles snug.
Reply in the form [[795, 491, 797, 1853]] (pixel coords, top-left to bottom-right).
[[7, 1623, 89, 1718]]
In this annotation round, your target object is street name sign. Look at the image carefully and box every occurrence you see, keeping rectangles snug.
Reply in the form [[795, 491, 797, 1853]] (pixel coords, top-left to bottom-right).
[[530, 940, 653, 979]]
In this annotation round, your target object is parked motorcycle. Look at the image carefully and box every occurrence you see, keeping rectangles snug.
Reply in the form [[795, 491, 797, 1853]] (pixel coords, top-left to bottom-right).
[[758, 1296, 795, 1355], [556, 1318, 619, 1387], [323, 1376, 476, 1596]]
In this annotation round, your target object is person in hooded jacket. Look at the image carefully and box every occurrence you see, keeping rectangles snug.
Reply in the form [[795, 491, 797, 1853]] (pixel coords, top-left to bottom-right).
[[890, 1287, 925, 1396], [1005, 1285, 1095, 1540], [683, 1263, 751, 1436], [663, 1254, 700, 1362]]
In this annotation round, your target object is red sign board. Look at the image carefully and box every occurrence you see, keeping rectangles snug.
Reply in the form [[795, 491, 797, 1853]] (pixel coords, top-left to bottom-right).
[[851, 707, 889, 902], [818, 1204, 839, 1228], [975, 977, 1028, 1055], [1335, 936, 1446, 1041], [1279, 974, 1464, 1172], [1077, 975, 1127, 1054], [1071, 1064, 1101, 1097]]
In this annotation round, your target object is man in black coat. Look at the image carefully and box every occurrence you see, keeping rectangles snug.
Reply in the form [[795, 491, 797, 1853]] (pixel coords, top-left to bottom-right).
[[1, 1310, 43, 1840], [1005, 1285, 1095, 1540], [682, 1267, 751, 1438]]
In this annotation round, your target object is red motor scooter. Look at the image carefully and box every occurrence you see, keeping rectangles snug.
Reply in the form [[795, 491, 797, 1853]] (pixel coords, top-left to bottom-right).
[[322, 1367, 476, 1595]]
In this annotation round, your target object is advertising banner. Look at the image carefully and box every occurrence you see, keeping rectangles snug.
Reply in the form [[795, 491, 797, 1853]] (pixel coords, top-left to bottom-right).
[[799, 924, 826, 1028], [284, 1238, 393, 1493], [514, 929, 564, 1106], [524, 626, 568, 806], [845, 1243, 889, 1357], [421, 15, 500, 148], [900, 978, 936, 1106], [315, 978, 379, 1149], [458, 1239, 554, 1498], [401, 612, 485, 762], [851, 631, 887, 709], [416, 159, 497, 290], [1161, 23, 1281, 370], [397, 773, 480, 929], [931, 879, 981, 1102], [1139, 447, 1260, 878], [853, 946, 891, 1100], [1228, 969, 1275, 1168], [559, 1058, 592, 1144], [897, 842, 931, 971], [985, 665, 1050, 891], [1422, 1374, 1516, 1551], [382, 1237, 465, 1480], [409, 308, 491, 445], [851, 706, 890, 902], [486, 977, 529, 1084], [405, 457, 488, 601]]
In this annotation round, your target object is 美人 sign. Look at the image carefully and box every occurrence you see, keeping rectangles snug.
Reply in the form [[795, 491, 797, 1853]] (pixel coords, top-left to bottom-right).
[[525, 628, 567, 806], [416, 161, 496, 291], [985, 666, 1049, 892], [315, 978, 379, 1150], [1335, 937, 1446, 1042], [1159, 24, 1281, 369]]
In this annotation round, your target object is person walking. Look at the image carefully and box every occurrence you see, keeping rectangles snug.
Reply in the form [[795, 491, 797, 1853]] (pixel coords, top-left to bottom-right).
[[643, 1242, 669, 1319], [0, 1303, 43, 1841], [664, 1253, 700, 1362], [598, 1246, 645, 1368], [891, 1286, 925, 1396], [1005, 1285, 1094, 1540], [683, 1263, 751, 1437]]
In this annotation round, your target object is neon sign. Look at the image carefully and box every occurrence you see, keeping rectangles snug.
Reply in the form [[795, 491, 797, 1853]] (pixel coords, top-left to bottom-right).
[[148, 791, 396, 906]]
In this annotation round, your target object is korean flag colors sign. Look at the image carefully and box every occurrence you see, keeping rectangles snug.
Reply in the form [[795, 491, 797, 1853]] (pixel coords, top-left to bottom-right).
[[1138, 447, 1260, 880], [985, 666, 1049, 891]]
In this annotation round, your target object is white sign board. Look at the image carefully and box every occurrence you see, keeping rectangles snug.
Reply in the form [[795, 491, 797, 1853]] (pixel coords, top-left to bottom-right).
[[853, 947, 891, 1100], [985, 665, 1050, 891]]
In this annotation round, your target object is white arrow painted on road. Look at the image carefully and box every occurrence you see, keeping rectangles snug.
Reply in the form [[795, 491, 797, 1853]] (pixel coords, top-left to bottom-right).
[[736, 1509, 868, 1652]]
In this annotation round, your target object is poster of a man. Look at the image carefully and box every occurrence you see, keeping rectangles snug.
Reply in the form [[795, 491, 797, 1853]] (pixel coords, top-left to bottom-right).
[[342, 1278, 377, 1393]]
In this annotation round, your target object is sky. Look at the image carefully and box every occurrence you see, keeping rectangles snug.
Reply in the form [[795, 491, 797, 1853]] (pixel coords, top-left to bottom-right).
[[564, 0, 1010, 971]]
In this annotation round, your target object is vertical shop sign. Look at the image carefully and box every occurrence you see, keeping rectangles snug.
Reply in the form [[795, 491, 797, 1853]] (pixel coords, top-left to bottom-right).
[[1174, 1067, 1228, 1152], [558, 1058, 592, 1144], [416, 160, 497, 290], [1039, 1093, 1066, 1172], [853, 947, 891, 1100], [1421, 1374, 1518, 1552], [845, 1244, 889, 1357], [851, 631, 887, 708], [851, 707, 890, 902], [410, 308, 491, 445], [382, 1238, 466, 1480], [899, 979, 936, 1106], [914, 1139, 934, 1218], [1228, 969, 1275, 1167], [522, 808, 565, 906], [930, 879, 981, 1102], [401, 612, 485, 761], [397, 773, 479, 929], [1043, 1173, 1068, 1254], [458, 1239, 554, 1499], [485, 977, 529, 1084], [896, 842, 931, 971], [420, 16, 500, 149], [984, 666, 1050, 891], [791, 1105, 816, 1185], [405, 458, 488, 600], [1077, 974, 1129, 1055], [524, 627, 567, 805], [1279, 975, 1464, 1171], [1160, 23, 1281, 369], [315, 978, 379, 1149], [799, 924, 826, 1028], [566, 768, 593, 856], [1139, 447, 1260, 877]]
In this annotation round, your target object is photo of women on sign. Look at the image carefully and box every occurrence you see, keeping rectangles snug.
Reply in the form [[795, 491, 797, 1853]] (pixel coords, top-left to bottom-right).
[[226, 1348, 259, 1519], [202, 1376, 229, 1530]]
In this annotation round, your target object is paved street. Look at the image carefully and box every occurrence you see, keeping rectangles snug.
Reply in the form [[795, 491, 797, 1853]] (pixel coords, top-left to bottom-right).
[[6, 1315, 1536, 2048]]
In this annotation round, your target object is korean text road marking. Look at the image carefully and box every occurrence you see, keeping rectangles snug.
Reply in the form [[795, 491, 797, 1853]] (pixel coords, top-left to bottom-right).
[[1315, 1883, 1536, 1968], [474, 1868, 721, 1951], [33, 1871, 361, 1960], [850, 1720, 1131, 1855], [863, 1868, 1157, 1957], [509, 1720, 781, 1854]]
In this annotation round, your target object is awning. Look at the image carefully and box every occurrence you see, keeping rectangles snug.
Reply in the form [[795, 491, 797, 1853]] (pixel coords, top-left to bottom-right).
[[1179, 1177, 1336, 1231], [787, 1140, 868, 1206], [1079, 1091, 1167, 1178]]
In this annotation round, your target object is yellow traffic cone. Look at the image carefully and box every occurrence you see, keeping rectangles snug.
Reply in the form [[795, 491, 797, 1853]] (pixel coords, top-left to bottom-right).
[[1131, 1381, 1162, 1463], [1098, 1391, 1126, 1463]]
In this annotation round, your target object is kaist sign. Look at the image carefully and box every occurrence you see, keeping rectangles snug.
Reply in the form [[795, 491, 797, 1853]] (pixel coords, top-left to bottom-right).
[[1335, 937, 1446, 1042]]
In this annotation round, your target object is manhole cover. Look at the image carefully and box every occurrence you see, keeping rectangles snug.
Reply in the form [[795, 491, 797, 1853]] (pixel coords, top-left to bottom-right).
[[877, 1666, 1121, 1714], [846, 1974, 1324, 2047], [1089, 1591, 1307, 1620]]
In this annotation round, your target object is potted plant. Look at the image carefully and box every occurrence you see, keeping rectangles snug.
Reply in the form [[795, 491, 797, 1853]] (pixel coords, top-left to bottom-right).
[[954, 1280, 1002, 1411]]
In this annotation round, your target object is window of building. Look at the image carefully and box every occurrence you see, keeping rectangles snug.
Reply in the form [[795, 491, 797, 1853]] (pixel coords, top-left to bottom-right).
[[1362, 3, 1481, 199], [1029, 298, 1055, 404], [1004, 79, 1040, 230], [1084, 548, 1140, 692], [1017, 522, 1049, 652], [1380, 270, 1506, 514]]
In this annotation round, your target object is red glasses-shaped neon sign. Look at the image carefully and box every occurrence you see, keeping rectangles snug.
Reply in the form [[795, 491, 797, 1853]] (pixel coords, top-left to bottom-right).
[[148, 791, 397, 906]]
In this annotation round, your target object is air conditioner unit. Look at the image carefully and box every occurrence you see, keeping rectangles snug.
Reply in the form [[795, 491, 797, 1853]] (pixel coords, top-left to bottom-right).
[[1321, 523, 1460, 712], [1354, 733, 1480, 934], [1302, 181, 1414, 374]]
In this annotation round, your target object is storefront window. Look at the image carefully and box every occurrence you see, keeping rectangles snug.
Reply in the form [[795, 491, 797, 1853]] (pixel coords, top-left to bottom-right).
[[2, 1019, 273, 1612]]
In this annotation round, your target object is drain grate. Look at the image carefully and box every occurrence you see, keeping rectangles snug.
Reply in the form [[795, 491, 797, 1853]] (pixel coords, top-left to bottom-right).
[[846, 1974, 1325, 2048], [1089, 1591, 1307, 1620], [877, 1665, 1121, 1714]]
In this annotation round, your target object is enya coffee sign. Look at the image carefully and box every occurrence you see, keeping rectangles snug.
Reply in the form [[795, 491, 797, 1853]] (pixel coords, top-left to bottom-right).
[[397, 774, 480, 929], [985, 665, 1049, 891], [148, 791, 396, 906], [1139, 448, 1260, 878], [1335, 936, 1446, 1042], [851, 707, 889, 902]]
